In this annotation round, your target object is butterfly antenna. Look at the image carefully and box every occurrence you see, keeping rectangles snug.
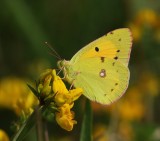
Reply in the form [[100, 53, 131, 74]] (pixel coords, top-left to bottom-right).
[[48, 52, 60, 60], [45, 42, 62, 60]]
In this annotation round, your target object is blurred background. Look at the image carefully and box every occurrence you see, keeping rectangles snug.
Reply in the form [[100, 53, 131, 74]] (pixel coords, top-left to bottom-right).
[[0, 0, 160, 141]]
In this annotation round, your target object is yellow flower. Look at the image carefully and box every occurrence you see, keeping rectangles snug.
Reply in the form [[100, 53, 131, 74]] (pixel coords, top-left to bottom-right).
[[13, 90, 38, 116], [0, 129, 9, 141], [51, 69, 83, 131], [129, 23, 141, 42], [54, 88, 83, 106], [138, 72, 159, 96], [129, 9, 160, 42], [38, 69, 53, 97], [52, 70, 68, 95], [0, 77, 38, 116], [135, 9, 159, 27], [93, 124, 108, 141], [117, 87, 145, 121], [52, 69, 82, 106], [55, 104, 77, 131], [37, 69, 82, 130]]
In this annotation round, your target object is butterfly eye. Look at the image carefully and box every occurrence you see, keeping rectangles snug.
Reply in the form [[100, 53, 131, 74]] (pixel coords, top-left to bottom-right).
[[95, 47, 99, 52]]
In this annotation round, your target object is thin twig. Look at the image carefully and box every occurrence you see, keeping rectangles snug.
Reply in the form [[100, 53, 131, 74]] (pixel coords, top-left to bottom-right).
[[36, 107, 44, 141], [44, 121, 49, 141]]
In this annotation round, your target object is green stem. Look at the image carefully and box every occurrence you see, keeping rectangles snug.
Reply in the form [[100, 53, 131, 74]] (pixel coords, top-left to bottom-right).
[[44, 122, 49, 141], [36, 107, 44, 141], [12, 105, 49, 141], [12, 111, 36, 141], [80, 99, 93, 141]]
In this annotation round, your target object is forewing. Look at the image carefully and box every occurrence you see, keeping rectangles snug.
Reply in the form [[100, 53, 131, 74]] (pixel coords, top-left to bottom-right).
[[71, 28, 132, 67]]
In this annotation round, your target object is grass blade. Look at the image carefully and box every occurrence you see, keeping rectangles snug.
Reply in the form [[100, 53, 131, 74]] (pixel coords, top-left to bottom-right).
[[80, 99, 93, 141]]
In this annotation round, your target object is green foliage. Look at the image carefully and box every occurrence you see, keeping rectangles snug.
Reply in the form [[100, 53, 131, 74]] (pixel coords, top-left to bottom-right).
[[12, 110, 36, 141], [133, 123, 157, 141], [80, 99, 93, 141]]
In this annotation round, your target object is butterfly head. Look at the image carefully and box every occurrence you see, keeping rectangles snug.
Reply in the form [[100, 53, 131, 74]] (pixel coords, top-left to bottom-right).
[[57, 59, 70, 74], [57, 60, 69, 70], [57, 60, 75, 84]]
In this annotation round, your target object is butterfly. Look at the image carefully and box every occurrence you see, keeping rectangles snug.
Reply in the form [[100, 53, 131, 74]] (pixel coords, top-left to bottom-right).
[[58, 28, 132, 105]]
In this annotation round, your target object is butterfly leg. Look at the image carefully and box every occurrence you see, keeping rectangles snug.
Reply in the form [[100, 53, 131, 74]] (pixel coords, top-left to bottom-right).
[[69, 79, 75, 90], [69, 71, 81, 90], [57, 66, 67, 80], [57, 67, 64, 76]]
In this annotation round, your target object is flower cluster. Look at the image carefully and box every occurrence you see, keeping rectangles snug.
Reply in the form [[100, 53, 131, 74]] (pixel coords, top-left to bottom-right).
[[38, 69, 83, 131], [0, 77, 38, 116], [129, 9, 160, 42]]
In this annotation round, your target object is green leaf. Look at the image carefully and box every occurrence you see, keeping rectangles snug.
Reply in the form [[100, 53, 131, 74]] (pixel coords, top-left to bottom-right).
[[27, 84, 39, 98], [12, 105, 48, 141], [12, 110, 36, 141], [80, 99, 93, 141]]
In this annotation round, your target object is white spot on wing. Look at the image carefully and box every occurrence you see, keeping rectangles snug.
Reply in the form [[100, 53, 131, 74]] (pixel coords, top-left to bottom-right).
[[99, 69, 106, 78]]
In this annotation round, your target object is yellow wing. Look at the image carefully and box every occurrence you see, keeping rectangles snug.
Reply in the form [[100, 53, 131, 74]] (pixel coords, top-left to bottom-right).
[[70, 28, 132, 67], [67, 57, 129, 105]]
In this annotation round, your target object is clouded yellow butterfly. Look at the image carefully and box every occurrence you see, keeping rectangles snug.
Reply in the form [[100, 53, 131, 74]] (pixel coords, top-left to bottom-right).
[[58, 28, 132, 105]]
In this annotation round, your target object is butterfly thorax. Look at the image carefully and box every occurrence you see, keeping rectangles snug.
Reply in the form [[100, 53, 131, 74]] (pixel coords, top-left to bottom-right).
[[57, 60, 76, 84]]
